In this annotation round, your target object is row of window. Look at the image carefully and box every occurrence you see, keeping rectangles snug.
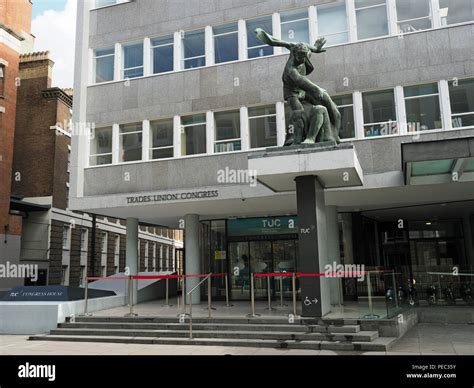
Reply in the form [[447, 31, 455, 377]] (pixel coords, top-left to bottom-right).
[[88, 78, 474, 166], [91, 0, 474, 84]]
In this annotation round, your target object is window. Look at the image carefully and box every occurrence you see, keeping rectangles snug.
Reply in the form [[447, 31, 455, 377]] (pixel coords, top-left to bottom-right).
[[404, 83, 441, 131], [101, 232, 107, 253], [439, 0, 474, 26], [280, 9, 309, 46], [62, 226, 70, 249], [181, 114, 207, 156], [144, 241, 149, 271], [80, 228, 88, 251], [214, 110, 241, 153], [61, 266, 68, 285], [93, 48, 114, 83], [150, 119, 174, 159], [214, 23, 239, 64], [114, 235, 120, 271], [362, 89, 397, 137], [151, 35, 174, 74], [396, 0, 432, 34], [182, 29, 206, 69], [95, 0, 117, 7], [90, 126, 112, 166], [317, 3, 349, 46], [332, 95, 355, 139], [0, 64, 5, 96], [247, 17, 273, 59], [119, 122, 143, 162], [248, 105, 277, 148], [79, 266, 85, 286], [122, 42, 144, 79], [355, 0, 389, 40], [449, 78, 474, 128]]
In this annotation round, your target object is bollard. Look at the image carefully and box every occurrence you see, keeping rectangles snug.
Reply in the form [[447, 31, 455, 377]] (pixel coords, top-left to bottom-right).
[[225, 274, 231, 307], [208, 275, 212, 319], [189, 292, 193, 339], [279, 276, 284, 308], [251, 273, 255, 316], [165, 277, 170, 306], [292, 272, 297, 317], [83, 279, 89, 316], [125, 275, 137, 317]]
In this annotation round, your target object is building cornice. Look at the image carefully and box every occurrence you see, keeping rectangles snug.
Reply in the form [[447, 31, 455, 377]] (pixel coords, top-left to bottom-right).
[[41, 87, 73, 108]]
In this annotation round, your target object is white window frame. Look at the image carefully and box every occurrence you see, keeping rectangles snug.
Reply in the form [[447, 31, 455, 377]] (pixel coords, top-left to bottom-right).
[[93, 47, 115, 84], [316, 2, 350, 46], [121, 41, 144, 80], [394, 0, 433, 35], [361, 88, 399, 138], [150, 35, 174, 75], [119, 122, 143, 164], [181, 29, 206, 70], [354, 0, 390, 41], [447, 77, 474, 130], [213, 109, 242, 153], [180, 114, 207, 156], [80, 228, 88, 251], [333, 93, 357, 140], [62, 225, 70, 250], [248, 105, 278, 149], [212, 23, 240, 65], [246, 16, 274, 59], [89, 126, 113, 166], [403, 83, 442, 132], [149, 118, 174, 160], [101, 232, 108, 254]]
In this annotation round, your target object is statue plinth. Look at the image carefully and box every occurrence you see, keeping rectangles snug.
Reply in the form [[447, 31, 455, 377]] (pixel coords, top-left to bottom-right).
[[248, 143, 364, 192]]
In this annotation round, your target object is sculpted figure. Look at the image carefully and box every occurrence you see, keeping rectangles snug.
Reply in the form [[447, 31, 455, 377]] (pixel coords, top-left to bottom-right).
[[254, 28, 341, 145]]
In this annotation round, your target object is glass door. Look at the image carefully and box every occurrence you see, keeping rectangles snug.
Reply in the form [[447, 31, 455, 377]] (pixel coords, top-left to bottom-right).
[[249, 241, 272, 298], [272, 240, 297, 299], [229, 242, 250, 300]]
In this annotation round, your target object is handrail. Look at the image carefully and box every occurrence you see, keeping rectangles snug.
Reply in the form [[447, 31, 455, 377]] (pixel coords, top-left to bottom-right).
[[186, 273, 212, 296]]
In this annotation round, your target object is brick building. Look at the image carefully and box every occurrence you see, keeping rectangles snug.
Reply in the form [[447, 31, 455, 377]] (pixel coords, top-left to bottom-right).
[[0, 0, 34, 290]]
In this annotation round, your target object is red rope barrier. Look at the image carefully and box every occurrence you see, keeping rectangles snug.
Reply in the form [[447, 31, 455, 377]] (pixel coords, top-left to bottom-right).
[[132, 274, 182, 280], [87, 276, 130, 281], [296, 272, 369, 278], [254, 272, 294, 278]]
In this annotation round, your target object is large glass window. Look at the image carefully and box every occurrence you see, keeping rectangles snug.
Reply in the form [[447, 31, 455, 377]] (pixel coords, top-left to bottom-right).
[[355, 0, 389, 40], [94, 48, 114, 83], [214, 110, 241, 153], [317, 3, 349, 46], [247, 17, 273, 59], [449, 78, 474, 128], [181, 115, 207, 156], [151, 35, 174, 74], [150, 119, 174, 159], [90, 126, 112, 166], [362, 89, 397, 137], [396, 0, 432, 34], [439, 0, 474, 26], [248, 105, 277, 148], [280, 9, 309, 46], [182, 29, 205, 69], [122, 43, 143, 79], [119, 122, 143, 162], [404, 83, 441, 132], [214, 23, 239, 64], [332, 95, 355, 139]]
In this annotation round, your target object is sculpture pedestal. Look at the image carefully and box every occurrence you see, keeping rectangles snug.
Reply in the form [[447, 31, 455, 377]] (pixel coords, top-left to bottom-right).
[[248, 144, 363, 317]]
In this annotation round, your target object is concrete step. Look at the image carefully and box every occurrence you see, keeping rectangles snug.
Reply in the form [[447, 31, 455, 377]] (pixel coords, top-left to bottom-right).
[[63, 321, 360, 333], [29, 334, 395, 351], [50, 328, 378, 342]]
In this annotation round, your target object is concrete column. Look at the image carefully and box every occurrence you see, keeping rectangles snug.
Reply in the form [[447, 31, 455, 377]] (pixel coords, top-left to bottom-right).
[[126, 218, 139, 304], [185, 214, 200, 304], [326, 206, 342, 306], [295, 176, 330, 317]]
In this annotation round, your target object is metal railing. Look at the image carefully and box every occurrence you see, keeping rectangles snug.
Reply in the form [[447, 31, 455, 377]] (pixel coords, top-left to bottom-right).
[[186, 273, 213, 339]]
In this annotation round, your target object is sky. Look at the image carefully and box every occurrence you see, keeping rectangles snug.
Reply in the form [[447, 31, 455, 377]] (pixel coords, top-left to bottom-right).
[[31, 0, 77, 88]]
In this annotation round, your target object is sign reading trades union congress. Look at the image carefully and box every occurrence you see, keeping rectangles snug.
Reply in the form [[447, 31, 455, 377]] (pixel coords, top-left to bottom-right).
[[126, 190, 219, 204]]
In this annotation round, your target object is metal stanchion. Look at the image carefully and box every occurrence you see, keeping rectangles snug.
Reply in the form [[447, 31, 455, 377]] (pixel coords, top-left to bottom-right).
[[363, 271, 380, 319], [125, 275, 137, 317], [163, 277, 171, 307], [189, 292, 193, 339], [83, 279, 91, 316], [177, 276, 181, 310], [181, 276, 186, 315], [247, 273, 260, 317], [265, 276, 273, 311], [208, 275, 212, 319], [292, 272, 297, 317], [224, 274, 232, 307]]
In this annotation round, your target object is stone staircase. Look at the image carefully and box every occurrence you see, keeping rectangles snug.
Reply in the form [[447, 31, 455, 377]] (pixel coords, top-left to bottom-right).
[[29, 316, 399, 351]]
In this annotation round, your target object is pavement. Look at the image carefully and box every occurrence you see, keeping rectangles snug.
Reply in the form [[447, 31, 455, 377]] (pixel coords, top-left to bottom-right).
[[1, 323, 473, 355]]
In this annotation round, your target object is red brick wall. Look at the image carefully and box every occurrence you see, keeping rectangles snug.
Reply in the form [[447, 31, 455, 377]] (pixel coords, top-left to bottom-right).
[[0, 0, 32, 36]]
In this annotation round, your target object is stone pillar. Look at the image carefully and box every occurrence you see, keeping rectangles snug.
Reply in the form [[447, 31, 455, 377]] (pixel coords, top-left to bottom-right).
[[295, 176, 330, 317], [326, 206, 342, 306], [126, 218, 139, 304], [185, 214, 200, 304]]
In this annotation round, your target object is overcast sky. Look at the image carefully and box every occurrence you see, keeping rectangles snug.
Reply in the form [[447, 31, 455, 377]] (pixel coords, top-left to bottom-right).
[[32, 0, 77, 88]]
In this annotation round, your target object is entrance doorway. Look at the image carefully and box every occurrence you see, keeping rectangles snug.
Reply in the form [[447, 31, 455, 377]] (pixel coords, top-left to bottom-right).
[[228, 239, 298, 300]]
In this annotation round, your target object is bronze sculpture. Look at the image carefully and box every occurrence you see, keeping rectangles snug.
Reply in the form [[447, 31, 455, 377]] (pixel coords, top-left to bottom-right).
[[254, 28, 341, 145]]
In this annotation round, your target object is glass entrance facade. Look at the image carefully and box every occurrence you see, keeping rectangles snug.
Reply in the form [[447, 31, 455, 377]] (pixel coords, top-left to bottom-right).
[[200, 216, 298, 301]]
